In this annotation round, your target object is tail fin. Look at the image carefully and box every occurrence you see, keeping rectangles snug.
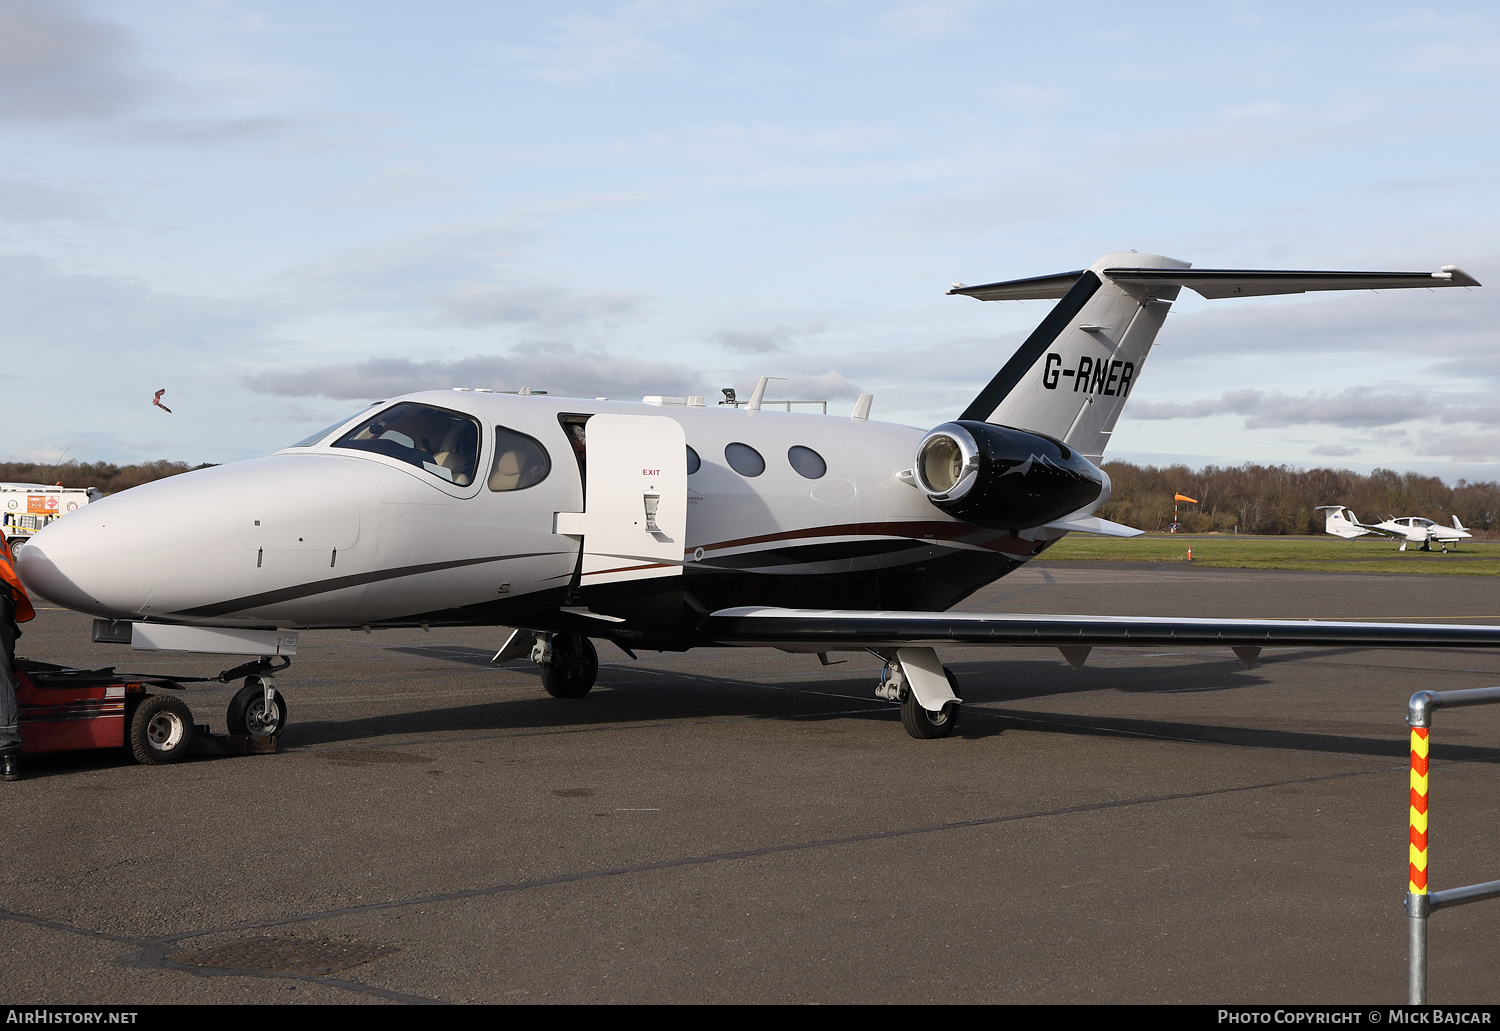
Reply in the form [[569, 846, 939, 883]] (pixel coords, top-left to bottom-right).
[[954, 252, 1187, 462], [1454, 514, 1467, 531], [951, 255, 1482, 464], [1317, 505, 1367, 539]]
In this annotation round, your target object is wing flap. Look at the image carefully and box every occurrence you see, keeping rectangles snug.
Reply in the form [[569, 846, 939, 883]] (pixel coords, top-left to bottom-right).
[[703, 607, 1500, 650]]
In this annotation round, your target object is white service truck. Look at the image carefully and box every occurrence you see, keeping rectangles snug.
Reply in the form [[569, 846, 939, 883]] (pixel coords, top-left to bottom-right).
[[2, 483, 99, 547]]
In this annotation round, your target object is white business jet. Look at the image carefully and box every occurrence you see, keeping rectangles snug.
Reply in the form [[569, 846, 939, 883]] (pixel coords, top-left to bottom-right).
[[17, 253, 1499, 740], [1318, 506, 1473, 552]]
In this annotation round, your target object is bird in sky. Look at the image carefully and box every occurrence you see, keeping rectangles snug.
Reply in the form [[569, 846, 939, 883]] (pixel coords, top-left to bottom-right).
[[152, 389, 172, 413]]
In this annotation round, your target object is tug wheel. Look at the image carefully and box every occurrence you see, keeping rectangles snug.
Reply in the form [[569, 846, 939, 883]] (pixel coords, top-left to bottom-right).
[[129, 694, 195, 765], [227, 678, 287, 737]]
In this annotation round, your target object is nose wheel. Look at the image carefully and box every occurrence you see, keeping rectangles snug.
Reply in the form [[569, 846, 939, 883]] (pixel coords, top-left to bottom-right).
[[226, 676, 288, 737]]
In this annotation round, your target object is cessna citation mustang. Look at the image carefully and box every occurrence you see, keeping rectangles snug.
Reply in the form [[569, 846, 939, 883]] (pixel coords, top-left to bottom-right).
[[1319, 506, 1474, 552], [17, 252, 1500, 740]]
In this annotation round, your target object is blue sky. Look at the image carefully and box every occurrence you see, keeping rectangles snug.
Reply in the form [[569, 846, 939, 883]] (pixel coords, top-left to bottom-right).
[[5, 1, 1500, 480]]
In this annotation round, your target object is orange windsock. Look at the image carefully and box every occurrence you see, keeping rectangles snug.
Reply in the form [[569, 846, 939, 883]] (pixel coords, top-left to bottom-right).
[[1174, 494, 1198, 503]]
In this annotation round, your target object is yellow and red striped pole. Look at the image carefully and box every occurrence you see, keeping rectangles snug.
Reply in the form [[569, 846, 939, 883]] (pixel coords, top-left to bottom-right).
[[1409, 726, 1430, 895]]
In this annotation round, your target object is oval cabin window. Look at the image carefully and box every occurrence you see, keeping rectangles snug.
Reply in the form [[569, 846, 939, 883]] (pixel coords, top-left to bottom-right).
[[725, 442, 765, 477], [787, 445, 827, 479]]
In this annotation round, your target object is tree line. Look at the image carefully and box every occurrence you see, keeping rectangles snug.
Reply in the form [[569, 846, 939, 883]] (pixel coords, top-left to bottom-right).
[[1097, 463, 1500, 536], [0, 460, 217, 495], [7, 457, 1499, 538]]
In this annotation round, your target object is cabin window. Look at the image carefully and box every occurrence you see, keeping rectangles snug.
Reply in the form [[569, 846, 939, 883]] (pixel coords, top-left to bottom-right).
[[686, 445, 701, 475], [333, 402, 482, 486], [489, 426, 551, 492], [787, 445, 827, 479], [725, 442, 765, 477]]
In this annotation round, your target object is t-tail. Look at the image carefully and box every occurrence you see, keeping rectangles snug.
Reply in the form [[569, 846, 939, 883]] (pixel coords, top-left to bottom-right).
[[1316, 506, 1369, 539], [950, 254, 1480, 464]]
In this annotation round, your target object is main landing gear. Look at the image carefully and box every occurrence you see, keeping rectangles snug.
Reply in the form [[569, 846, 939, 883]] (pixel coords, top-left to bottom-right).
[[532, 633, 599, 699], [874, 647, 962, 740]]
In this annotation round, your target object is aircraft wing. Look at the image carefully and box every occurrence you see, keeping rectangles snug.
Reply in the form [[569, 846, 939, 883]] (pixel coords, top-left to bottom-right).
[[702, 606, 1500, 651]]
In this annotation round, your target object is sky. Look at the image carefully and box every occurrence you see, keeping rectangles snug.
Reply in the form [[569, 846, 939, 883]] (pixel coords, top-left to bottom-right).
[[4, 0, 1500, 481]]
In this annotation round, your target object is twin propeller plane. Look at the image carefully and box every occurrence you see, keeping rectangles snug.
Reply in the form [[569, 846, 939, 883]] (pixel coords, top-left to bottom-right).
[[18, 252, 1498, 740]]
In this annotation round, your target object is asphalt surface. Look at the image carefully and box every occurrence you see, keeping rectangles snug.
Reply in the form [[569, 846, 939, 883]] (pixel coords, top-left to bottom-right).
[[3, 562, 1499, 1005]]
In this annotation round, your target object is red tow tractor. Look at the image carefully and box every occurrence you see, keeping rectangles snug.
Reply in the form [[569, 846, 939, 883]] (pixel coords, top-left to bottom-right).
[[14, 657, 289, 765]]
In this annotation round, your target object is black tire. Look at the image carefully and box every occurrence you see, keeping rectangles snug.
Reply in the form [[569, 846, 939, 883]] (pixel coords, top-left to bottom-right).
[[128, 694, 195, 765], [226, 679, 288, 737], [899, 667, 961, 740], [540, 635, 598, 698]]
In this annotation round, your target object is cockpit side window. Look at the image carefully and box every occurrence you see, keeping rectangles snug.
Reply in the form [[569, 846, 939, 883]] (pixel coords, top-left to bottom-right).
[[489, 426, 551, 492], [333, 402, 482, 486]]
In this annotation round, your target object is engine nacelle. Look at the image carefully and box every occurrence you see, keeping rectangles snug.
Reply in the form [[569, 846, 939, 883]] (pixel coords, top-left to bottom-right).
[[912, 421, 1107, 530]]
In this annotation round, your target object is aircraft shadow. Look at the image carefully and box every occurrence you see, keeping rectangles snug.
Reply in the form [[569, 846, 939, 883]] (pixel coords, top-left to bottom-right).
[[973, 706, 1500, 765]]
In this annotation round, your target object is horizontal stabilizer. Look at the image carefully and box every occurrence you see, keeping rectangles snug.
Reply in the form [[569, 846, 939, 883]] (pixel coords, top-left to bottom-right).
[[1045, 515, 1144, 537], [951, 265, 1480, 302], [950, 271, 1086, 301]]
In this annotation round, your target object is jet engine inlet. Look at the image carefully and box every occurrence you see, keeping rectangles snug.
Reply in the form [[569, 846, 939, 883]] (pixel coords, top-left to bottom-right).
[[913, 420, 1105, 530]]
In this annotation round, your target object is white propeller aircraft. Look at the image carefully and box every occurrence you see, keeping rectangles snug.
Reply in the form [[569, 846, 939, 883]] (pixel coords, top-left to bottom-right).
[[17, 253, 1500, 740], [1318, 506, 1473, 552]]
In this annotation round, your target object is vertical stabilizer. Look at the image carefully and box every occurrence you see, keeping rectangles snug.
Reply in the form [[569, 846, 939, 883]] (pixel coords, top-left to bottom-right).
[[1317, 506, 1368, 539], [956, 252, 1188, 463]]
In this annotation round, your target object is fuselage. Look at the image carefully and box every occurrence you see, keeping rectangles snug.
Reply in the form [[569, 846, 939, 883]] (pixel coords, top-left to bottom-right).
[[18, 391, 1057, 649], [1372, 517, 1471, 544]]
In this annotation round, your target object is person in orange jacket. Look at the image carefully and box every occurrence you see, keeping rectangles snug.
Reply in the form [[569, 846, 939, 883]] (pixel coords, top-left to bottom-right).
[[0, 530, 34, 781]]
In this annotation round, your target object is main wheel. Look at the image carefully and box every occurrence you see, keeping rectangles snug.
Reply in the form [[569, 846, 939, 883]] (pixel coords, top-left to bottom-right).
[[899, 667, 961, 740], [129, 694, 195, 765], [540, 635, 598, 698], [227, 678, 288, 737]]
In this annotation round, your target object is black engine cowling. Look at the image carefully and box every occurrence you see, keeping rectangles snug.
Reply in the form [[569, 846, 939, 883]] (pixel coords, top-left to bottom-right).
[[912, 421, 1106, 530]]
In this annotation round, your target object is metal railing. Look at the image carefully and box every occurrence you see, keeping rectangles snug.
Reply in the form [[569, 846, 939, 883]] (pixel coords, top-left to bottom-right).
[[1404, 686, 1500, 1003], [721, 399, 829, 414]]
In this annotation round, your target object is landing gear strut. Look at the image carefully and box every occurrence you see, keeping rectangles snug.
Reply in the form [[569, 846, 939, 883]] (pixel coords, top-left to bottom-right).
[[534, 633, 599, 698], [875, 649, 962, 739]]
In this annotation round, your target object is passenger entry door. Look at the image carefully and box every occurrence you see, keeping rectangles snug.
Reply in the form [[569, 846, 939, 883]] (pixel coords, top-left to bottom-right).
[[554, 414, 687, 587]]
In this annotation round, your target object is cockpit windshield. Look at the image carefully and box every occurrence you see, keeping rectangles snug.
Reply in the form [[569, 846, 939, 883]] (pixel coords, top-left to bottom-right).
[[332, 402, 482, 486], [285, 407, 375, 449]]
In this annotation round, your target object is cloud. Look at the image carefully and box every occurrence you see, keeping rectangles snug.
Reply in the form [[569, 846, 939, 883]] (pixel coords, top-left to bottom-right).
[[279, 218, 539, 312], [1310, 444, 1362, 457], [128, 116, 291, 145], [242, 352, 705, 402], [1128, 387, 1500, 431], [0, 0, 153, 122], [438, 285, 646, 328], [837, 1, 982, 57], [1131, 388, 1432, 429], [0, 253, 271, 356], [709, 320, 827, 354], [0, 174, 95, 223], [493, 1, 723, 86], [338, 166, 472, 209], [1415, 430, 1500, 463]]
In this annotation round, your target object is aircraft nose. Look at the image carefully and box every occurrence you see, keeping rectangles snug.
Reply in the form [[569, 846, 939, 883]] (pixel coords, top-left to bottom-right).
[[16, 498, 159, 617]]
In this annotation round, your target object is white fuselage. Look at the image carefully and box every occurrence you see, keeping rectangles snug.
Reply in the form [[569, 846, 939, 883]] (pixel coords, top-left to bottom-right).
[[1369, 517, 1470, 544], [17, 391, 1053, 643]]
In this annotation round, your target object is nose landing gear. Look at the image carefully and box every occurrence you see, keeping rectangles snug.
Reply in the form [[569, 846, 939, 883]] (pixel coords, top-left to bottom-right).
[[226, 675, 288, 737]]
